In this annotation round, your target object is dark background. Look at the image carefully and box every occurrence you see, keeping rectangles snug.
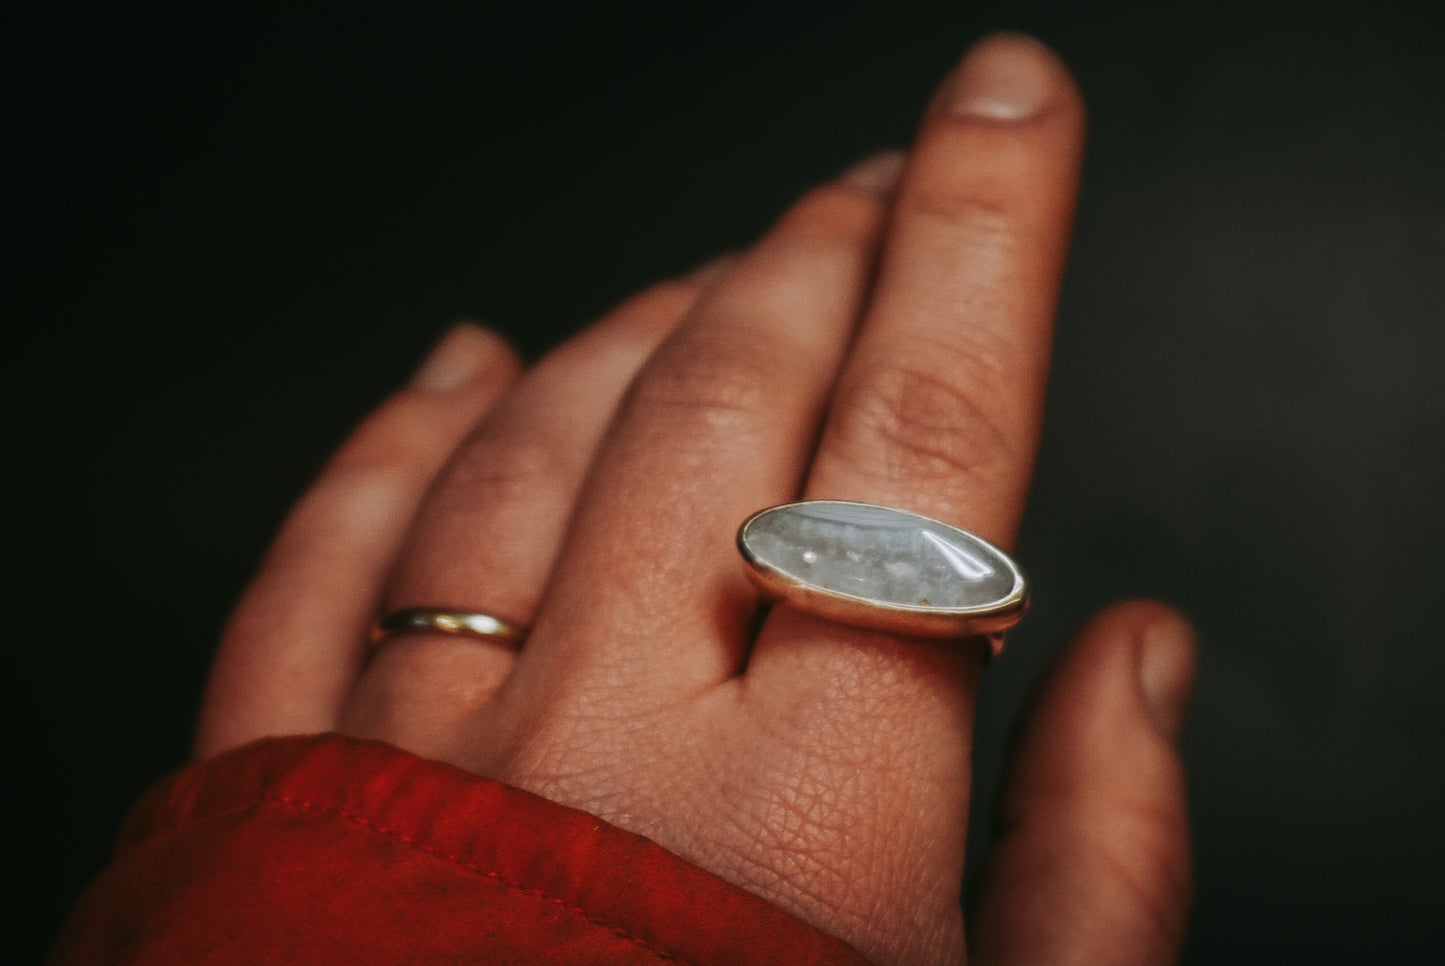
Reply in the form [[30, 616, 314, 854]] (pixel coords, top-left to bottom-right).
[[10, 1, 1444, 962]]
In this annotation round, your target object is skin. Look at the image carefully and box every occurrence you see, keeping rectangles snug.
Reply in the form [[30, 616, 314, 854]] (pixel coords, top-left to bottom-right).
[[196, 34, 1195, 966]]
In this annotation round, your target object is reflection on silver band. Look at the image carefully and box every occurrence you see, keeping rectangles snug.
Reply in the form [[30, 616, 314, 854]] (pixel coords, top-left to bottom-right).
[[372, 608, 528, 648]]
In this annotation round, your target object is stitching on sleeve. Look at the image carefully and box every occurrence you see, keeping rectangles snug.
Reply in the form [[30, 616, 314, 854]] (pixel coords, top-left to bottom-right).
[[270, 794, 695, 966]]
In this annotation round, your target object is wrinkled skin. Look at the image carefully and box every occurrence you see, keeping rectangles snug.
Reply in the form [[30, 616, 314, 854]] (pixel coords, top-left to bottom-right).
[[197, 34, 1195, 966]]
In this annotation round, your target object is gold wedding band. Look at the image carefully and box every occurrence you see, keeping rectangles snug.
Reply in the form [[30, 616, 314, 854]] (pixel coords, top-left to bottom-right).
[[372, 608, 529, 647]]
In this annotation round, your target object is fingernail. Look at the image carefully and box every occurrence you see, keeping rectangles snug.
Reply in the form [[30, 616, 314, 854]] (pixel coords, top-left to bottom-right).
[[410, 322, 502, 391], [1137, 613, 1198, 739], [946, 33, 1055, 121], [838, 150, 906, 195]]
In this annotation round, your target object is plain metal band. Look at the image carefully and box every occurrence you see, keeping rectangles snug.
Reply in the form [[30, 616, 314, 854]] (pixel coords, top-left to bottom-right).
[[372, 608, 528, 647]]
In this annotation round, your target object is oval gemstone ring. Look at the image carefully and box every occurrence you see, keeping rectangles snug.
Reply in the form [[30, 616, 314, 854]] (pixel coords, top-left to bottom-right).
[[737, 501, 1028, 649]]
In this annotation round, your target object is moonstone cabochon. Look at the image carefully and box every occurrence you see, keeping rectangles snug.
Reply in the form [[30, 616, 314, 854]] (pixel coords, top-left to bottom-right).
[[738, 501, 1027, 638]]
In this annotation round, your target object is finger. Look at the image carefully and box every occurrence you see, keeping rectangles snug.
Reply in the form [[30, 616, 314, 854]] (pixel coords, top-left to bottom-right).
[[735, 35, 1085, 958], [338, 273, 707, 764], [195, 325, 521, 757], [748, 32, 1084, 744], [501, 154, 902, 710], [809, 31, 1084, 540], [970, 602, 1195, 966]]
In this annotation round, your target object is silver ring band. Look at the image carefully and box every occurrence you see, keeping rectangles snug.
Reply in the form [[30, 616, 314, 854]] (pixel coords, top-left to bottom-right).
[[372, 608, 529, 647], [737, 500, 1027, 657]]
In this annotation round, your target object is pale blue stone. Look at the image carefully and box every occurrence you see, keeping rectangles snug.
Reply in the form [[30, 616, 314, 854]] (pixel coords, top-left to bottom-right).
[[743, 502, 1017, 609]]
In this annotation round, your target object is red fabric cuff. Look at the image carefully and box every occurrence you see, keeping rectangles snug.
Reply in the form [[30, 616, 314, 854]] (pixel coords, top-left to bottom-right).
[[51, 733, 872, 965]]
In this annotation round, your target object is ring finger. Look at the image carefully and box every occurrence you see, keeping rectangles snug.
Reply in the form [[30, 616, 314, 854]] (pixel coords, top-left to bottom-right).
[[340, 273, 709, 763], [196, 324, 521, 756]]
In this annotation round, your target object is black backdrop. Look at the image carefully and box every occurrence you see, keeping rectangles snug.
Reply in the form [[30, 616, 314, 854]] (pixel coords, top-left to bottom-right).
[[11, 1, 1444, 962]]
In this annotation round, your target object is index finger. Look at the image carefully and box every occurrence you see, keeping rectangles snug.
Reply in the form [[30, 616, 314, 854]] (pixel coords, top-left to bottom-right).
[[739, 37, 1085, 956], [805, 32, 1084, 540]]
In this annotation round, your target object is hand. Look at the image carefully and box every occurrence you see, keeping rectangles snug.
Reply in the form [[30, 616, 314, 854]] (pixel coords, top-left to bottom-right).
[[195, 34, 1194, 966]]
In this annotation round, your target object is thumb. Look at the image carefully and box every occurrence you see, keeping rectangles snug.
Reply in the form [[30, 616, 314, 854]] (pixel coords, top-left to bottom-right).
[[970, 601, 1196, 966]]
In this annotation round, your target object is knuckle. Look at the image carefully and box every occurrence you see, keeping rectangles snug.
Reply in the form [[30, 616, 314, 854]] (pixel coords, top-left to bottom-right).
[[905, 174, 1017, 226], [782, 180, 890, 239], [834, 347, 1014, 486], [625, 330, 786, 432], [445, 426, 574, 504], [905, 112, 1060, 226], [992, 794, 1191, 953], [1096, 799, 1195, 944]]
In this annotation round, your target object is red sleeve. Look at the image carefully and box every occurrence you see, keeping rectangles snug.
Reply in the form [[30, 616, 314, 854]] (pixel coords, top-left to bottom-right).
[[49, 733, 872, 965]]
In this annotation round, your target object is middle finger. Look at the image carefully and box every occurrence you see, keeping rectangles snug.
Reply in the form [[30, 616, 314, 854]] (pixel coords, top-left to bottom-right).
[[500, 156, 902, 712]]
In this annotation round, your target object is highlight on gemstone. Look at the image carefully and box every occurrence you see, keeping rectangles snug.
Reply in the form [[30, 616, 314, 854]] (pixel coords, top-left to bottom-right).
[[737, 501, 1026, 636]]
